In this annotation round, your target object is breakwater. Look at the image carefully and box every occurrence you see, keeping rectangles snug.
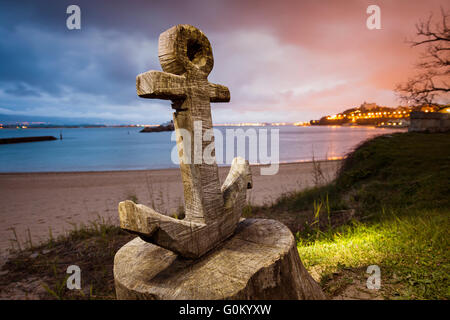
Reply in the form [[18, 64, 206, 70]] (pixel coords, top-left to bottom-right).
[[0, 136, 57, 144]]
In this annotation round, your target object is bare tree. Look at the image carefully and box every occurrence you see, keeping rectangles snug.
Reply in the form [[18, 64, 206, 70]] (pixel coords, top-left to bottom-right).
[[396, 7, 450, 105]]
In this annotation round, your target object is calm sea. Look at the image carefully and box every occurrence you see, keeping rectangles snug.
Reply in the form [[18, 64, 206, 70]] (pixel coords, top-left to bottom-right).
[[0, 126, 404, 173]]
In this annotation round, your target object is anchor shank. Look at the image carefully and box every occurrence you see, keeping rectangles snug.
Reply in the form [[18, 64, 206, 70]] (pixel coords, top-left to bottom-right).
[[174, 84, 224, 224]]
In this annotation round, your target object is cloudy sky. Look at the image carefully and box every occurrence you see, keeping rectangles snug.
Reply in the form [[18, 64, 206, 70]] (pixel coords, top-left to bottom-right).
[[0, 0, 448, 124]]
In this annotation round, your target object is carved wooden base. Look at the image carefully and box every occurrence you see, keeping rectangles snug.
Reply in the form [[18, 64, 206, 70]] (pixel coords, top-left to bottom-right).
[[114, 219, 325, 300]]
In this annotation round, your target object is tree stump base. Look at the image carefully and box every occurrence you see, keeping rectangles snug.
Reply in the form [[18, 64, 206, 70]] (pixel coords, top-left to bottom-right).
[[114, 218, 325, 300]]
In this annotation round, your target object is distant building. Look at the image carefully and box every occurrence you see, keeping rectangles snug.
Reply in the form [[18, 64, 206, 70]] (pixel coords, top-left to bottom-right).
[[309, 102, 413, 126], [419, 105, 438, 113], [409, 111, 450, 133], [360, 102, 378, 110], [439, 106, 450, 114], [379, 119, 410, 128]]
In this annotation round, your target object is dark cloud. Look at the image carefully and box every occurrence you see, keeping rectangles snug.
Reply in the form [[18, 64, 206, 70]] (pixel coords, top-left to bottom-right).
[[0, 0, 235, 123], [0, 0, 448, 124], [4, 83, 41, 97]]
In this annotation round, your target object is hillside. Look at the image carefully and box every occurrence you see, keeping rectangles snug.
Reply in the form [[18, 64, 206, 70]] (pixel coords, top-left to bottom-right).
[[266, 132, 450, 299]]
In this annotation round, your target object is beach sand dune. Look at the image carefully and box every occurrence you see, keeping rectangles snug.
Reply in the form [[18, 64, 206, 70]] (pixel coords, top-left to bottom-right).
[[0, 160, 340, 257]]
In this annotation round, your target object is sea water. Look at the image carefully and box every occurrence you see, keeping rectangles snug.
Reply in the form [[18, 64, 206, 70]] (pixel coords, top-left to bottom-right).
[[0, 126, 404, 172]]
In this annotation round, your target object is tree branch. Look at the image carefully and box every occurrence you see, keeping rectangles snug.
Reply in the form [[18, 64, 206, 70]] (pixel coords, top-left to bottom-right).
[[396, 8, 450, 104]]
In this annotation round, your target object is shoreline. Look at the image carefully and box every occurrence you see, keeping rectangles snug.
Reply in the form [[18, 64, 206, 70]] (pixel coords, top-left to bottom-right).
[[0, 160, 342, 258], [0, 158, 342, 175], [0, 124, 409, 128]]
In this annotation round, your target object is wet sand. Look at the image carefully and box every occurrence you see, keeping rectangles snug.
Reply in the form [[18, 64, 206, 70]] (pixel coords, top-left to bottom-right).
[[0, 160, 341, 257]]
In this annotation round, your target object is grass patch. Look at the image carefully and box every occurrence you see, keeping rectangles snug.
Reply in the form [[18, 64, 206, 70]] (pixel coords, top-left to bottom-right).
[[0, 217, 133, 299], [298, 209, 449, 299], [336, 132, 450, 212], [288, 132, 450, 299], [265, 132, 450, 217]]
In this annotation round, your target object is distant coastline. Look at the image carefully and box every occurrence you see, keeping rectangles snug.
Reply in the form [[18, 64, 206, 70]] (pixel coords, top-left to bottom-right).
[[1, 102, 448, 130], [0, 122, 409, 129]]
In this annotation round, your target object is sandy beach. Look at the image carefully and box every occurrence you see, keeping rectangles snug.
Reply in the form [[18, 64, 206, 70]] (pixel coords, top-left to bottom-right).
[[0, 160, 341, 258]]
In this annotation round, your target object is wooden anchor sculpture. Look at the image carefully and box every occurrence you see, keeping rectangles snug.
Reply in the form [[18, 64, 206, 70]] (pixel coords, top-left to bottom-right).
[[118, 25, 252, 259]]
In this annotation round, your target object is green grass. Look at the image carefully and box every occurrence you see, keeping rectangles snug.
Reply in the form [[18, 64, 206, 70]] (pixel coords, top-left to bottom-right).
[[289, 132, 450, 299], [336, 132, 450, 212], [298, 209, 449, 299], [271, 132, 450, 215]]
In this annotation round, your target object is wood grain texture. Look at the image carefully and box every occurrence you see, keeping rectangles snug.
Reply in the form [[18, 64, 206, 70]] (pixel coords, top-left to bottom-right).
[[114, 219, 326, 300], [118, 157, 252, 258], [121, 24, 248, 258]]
